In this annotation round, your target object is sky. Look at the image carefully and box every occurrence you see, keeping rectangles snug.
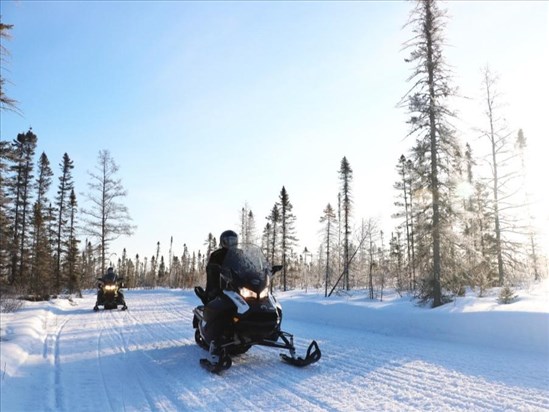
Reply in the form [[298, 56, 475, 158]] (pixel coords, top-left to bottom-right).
[[1, 282, 548, 410], [1, 0, 548, 261]]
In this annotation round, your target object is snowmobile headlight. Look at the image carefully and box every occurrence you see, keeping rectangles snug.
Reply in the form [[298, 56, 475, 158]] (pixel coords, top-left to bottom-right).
[[239, 287, 257, 299], [258, 287, 269, 299], [104, 284, 117, 291]]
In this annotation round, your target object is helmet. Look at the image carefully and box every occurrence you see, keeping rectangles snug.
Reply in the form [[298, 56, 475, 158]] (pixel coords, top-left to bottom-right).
[[105, 267, 116, 281], [220, 230, 238, 249]]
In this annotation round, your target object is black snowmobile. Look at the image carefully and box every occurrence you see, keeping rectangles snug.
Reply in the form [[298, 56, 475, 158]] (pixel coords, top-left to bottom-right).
[[192, 244, 321, 373], [93, 272, 127, 311]]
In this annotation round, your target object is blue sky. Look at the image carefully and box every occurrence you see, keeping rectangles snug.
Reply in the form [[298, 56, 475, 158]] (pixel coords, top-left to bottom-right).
[[1, 1, 548, 260]]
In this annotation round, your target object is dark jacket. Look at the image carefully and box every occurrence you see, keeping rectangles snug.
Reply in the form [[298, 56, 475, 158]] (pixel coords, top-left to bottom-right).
[[205, 248, 229, 300]]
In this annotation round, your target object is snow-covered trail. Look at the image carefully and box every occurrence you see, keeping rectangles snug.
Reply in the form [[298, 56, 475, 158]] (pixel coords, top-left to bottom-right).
[[1, 289, 548, 412]]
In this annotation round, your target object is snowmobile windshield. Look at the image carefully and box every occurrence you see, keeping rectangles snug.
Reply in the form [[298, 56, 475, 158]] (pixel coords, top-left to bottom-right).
[[103, 273, 117, 282], [220, 244, 270, 290]]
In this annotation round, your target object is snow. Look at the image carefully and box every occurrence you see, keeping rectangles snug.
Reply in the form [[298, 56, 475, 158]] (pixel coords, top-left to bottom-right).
[[1, 282, 548, 411]]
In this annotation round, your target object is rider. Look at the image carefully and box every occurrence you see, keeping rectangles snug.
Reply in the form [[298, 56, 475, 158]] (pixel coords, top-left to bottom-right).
[[203, 230, 239, 362], [94, 267, 127, 310], [205, 230, 238, 302]]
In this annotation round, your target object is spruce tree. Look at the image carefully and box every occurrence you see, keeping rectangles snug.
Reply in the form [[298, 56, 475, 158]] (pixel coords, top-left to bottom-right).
[[279, 186, 297, 291], [54, 153, 74, 293], [66, 189, 80, 296], [319, 203, 337, 297], [338, 157, 353, 290], [8, 129, 37, 287], [401, 0, 459, 307], [31, 152, 54, 296]]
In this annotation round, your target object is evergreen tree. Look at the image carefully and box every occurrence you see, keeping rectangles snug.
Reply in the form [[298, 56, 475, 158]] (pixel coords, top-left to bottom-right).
[[266, 204, 281, 265], [31, 152, 54, 295], [204, 233, 216, 258], [66, 189, 80, 296], [393, 154, 416, 290], [401, 0, 459, 307], [0, 140, 16, 281], [338, 156, 353, 290], [8, 129, 37, 286], [319, 203, 337, 297], [279, 186, 297, 291], [54, 153, 74, 293]]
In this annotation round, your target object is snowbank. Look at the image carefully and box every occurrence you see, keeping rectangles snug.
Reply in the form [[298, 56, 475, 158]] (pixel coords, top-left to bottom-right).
[[278, 281, 549, 356]]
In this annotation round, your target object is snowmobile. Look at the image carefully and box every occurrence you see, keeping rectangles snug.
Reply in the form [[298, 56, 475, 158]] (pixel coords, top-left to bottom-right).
[[192, 244, 321, 373], [93, 273, 127, 311]]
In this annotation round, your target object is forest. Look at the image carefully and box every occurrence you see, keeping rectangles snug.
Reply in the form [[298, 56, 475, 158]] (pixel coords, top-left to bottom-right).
[[1, 0, 546, 308]]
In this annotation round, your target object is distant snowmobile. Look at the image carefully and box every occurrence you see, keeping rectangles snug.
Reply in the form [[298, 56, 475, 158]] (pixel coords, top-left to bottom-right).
[[193, 244, 321, 373], [93, 270, 127, 311]]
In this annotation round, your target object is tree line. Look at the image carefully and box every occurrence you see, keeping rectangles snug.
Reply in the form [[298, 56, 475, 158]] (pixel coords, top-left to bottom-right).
[[0, 128, 135, 298], [1, 1, 545, 306]]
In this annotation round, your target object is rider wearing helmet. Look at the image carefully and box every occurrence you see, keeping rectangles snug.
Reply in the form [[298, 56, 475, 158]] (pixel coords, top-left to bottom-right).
[[203, 230, 239, 362], [205, 230, 238, 302]]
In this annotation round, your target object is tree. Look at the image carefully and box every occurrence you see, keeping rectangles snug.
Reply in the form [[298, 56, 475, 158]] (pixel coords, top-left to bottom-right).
[[478, 67, 526, 286], [54, 153, 75, 292], [265, 204, 281, 265], [66, 189, 80, 296], [393, 154, 416, 290], [8, 129, 37, 286], [239, 203, 257, 245], [279, 186, 297, 291], [338, 156, 353, 290], [400, 0, 459, 307], [0, 140, 16, 281], [204, 233, 216, 258], [319, 203, 337, 297], [81, 150, 135, 274], [515, 129, 540, 281], [31, 152, 54, 296], [0, 22, 18, 113]]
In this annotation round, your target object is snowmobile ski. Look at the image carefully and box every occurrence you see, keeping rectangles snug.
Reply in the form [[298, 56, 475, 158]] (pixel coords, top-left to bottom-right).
[[280, 340, 321, 367], [200, 355, 232, 374]]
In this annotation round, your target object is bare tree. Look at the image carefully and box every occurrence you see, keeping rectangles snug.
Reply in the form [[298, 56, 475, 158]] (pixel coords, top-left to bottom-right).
[[81, 150, 135, 274]]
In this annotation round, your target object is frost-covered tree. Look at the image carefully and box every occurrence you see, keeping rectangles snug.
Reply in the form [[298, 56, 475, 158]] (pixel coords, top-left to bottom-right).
[[393, 154, 416, 290], [239, 203, 257, 245], [515, 129, 540, 281], [319, 203, 337, 297], [400, 0, 460, 307], [81, 150, 135, 274], [478, 67, 526, 286], [338, 157, 353, 290]]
